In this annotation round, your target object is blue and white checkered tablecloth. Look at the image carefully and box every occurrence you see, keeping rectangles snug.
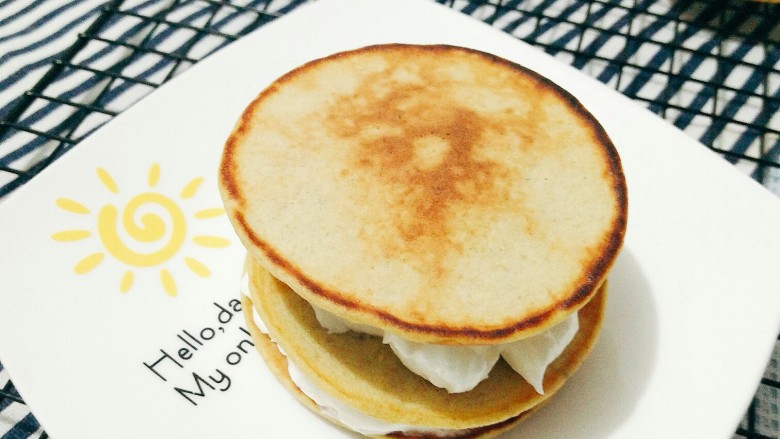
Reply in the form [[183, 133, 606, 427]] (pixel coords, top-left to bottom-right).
[[0, 0, 778, 438]]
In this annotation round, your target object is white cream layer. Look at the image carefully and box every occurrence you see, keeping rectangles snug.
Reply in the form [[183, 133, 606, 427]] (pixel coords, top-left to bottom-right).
[[245, 293, 453, 435], [313, 306, 578, 394], [243, 272, 450, 434], [242, 271, 577, 435]]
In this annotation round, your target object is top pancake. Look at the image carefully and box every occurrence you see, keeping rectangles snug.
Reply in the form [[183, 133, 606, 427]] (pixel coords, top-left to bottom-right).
[[220, 44, 627, 344]]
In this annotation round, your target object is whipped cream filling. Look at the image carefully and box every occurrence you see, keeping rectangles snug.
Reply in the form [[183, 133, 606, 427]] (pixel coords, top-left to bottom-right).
[[313, 306, 578, 394], [242, 270, 578, 435], [286, 356, 455, 436], [244, 293, 453, 435]]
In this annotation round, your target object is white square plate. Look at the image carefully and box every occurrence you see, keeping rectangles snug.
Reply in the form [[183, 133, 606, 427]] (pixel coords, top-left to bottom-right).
[[1, 0, 779, 438]]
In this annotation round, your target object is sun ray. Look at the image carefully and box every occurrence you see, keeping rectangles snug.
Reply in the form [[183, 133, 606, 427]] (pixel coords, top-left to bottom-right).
[[74, 253, 105, 275], [160, 269, 177, 297], [120, 271, 135, 293], [52, 230, 91, 241], [97, 168, 119, 194], [148, 163, 160, 188], [194, 208, 225, 219], [193, 235, 231, 248], [56, 198, 90, 214], [184, 257, 211, 277], [180, 177, 203, 199]]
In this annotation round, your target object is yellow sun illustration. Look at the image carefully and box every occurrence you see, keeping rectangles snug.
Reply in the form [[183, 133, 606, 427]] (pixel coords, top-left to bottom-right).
[[52, 164, 229, 297]]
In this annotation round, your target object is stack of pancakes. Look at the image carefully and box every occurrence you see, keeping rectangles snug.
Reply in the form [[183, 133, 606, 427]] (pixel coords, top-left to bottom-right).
[[219, 44, 627, 438]]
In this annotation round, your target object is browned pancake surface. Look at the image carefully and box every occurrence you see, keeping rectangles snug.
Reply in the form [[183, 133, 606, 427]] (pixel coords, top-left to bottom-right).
[[221, 44, 626, 343]]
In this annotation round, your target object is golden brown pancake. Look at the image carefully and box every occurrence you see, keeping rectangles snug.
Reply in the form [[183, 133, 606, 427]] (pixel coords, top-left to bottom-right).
[[244, 259, 606, 431], [241, 294, 538, 439], [220, 44, 627, 345]]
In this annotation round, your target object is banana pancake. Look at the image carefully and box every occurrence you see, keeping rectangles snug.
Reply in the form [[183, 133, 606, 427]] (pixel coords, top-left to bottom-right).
[[219, 44, 627, 345], [242, 259, 607, 433]]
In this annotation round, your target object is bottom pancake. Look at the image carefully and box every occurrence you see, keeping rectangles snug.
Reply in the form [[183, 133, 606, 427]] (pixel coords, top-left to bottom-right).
[[243, 294, 540, 439], [243, 261, 607, 434]]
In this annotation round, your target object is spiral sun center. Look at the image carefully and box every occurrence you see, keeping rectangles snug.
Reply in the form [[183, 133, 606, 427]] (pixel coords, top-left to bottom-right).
[[97, 192, 187, 268]]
